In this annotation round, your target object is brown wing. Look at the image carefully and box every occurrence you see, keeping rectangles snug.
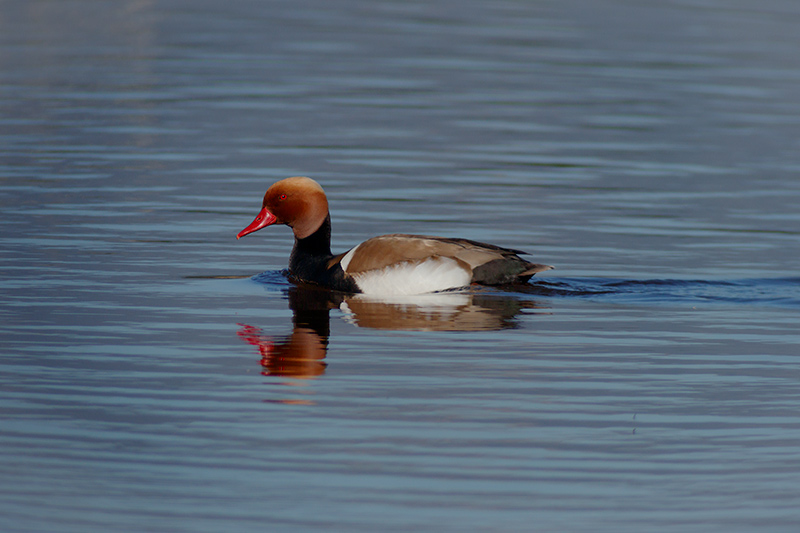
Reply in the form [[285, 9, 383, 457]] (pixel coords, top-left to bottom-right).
[[336, 234, 546, 279]]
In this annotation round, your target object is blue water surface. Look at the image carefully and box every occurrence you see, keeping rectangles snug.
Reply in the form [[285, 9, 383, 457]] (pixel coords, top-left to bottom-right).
[[2, 1, 800, 532]]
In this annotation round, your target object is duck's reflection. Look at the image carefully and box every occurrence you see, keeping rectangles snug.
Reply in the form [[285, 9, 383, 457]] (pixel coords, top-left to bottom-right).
[[238, 283, 545, 379], [237, 284, 336, 379]]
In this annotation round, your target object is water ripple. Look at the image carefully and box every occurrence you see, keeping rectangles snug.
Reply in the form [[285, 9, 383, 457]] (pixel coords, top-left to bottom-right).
[[524, 277, 800, 308], [250, 270, 800, 309]]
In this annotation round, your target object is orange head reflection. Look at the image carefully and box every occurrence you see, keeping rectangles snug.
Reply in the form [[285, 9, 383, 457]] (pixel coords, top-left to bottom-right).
[[237, 323, 327, 379]]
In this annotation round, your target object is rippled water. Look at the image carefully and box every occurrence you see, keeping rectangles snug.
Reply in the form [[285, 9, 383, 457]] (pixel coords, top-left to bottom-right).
[[3, 0, 800, 531]]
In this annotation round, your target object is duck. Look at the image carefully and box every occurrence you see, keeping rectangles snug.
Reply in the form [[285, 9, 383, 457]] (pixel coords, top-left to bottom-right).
[[236, 177, 553, 295]]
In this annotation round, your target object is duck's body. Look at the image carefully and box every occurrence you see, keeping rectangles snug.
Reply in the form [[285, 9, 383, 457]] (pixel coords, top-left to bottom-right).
[[237, 177, 552, 295]]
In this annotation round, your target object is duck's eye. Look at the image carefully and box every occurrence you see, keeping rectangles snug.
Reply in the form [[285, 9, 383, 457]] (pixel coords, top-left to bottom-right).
[[279, 194, 287, 201]]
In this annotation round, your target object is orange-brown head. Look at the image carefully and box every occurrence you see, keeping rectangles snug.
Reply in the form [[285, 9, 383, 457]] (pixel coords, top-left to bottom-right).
[[237, 177, 329, 240]]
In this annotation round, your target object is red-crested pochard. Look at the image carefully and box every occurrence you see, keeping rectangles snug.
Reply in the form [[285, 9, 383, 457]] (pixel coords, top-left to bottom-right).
[[237, 177, 553, 295]]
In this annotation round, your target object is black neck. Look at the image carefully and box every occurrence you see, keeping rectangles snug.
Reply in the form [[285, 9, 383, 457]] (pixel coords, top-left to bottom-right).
[[286, 213, 360, 293], [293, 213, 332, 257], [288, 213, 333, 278]]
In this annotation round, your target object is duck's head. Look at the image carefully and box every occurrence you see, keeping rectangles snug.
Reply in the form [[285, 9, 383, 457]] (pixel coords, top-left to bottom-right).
[[237, 176, 329, 240]]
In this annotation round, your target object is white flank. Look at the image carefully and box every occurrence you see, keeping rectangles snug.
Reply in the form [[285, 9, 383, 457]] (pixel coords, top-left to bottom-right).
[[351, 257, 471, 296], [339, 243, 361, 272]]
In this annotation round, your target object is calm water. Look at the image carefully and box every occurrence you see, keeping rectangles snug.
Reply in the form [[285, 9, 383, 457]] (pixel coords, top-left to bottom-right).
[[3, 0, 800, 531]]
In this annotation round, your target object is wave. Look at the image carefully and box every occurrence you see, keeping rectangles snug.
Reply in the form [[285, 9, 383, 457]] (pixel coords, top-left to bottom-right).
[[247, 270, 800, 309], [516, 277, 800, 308]]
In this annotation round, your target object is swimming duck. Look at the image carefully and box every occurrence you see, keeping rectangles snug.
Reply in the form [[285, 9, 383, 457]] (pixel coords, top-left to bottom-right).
[[237, 177, 552, 295]]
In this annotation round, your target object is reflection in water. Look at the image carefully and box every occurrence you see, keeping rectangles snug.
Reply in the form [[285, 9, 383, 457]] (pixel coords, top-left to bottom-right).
[[239, 275, 800, 380], [237, 285, 335, 379], [237, 323, 328, 379], [341, 291, 542, 331], [238, 282, 545, 378]]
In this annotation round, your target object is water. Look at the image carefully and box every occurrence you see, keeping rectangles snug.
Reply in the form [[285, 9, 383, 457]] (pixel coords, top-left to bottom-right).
[[2, 0, 800, 531]]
